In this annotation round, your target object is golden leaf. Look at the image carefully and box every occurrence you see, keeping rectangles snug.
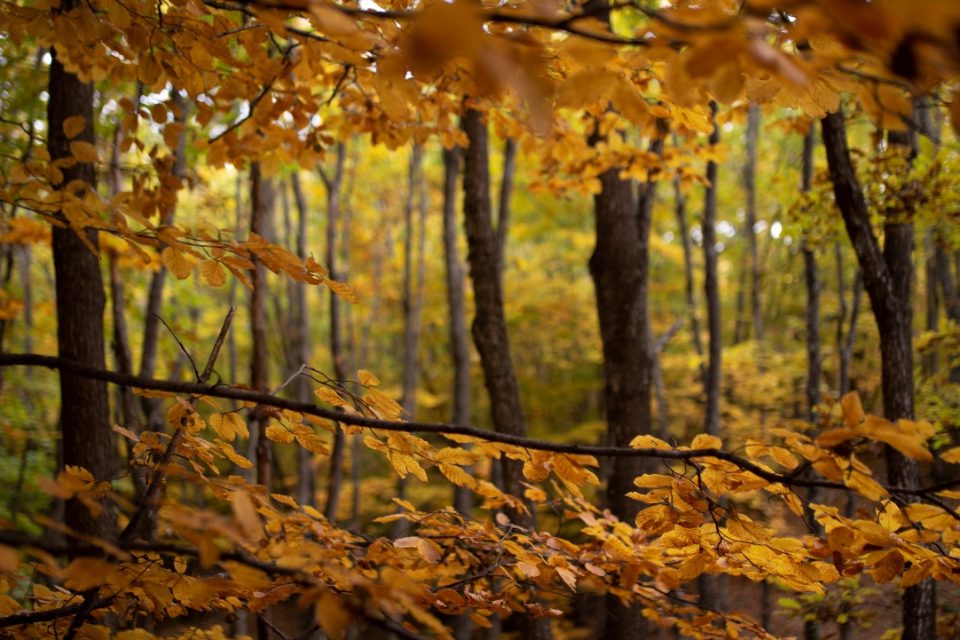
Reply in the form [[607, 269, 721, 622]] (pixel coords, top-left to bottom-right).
[[841, 392, 865, 428], [439, 463, 476, 488], [69, 141, 98, 163], [230, 491, 264, 541], [62, 116, 86, 139], [162, 247, 194, 279], [691, 433, 722, 449], [265, 425, 295, 444], [317, 591, 351, 639], [357, 369, 380, 386], [199, 260, 226, 287]]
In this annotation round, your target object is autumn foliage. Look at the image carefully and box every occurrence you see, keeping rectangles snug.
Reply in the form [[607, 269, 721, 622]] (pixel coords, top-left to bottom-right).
[[2, 0, 960, 639]]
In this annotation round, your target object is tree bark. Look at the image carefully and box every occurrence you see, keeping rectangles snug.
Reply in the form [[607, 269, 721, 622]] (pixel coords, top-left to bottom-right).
[[674, 170, 705, 379], [703, 102, 722, 437], [139, 90, 187, 430], [820, 108, 935, 640], [322, 144, 348, 522], [800, 129, 822, 640], [394, 144, 426, 538], [588, 113, 664, 635], [745, 105, 763, 346], [496, 138, 517, 280], [443, 146, 473, 519], [48, 15, 114, 541], [461, 108, 552, 640], [249, 163, 274, 490], [290, 173, 314, 506]]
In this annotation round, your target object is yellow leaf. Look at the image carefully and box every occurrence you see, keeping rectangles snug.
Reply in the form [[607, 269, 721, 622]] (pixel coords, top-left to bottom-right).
[[357, 369, 380, 386], [315, 386, 349, 407], [439, 463, 476, 488], [230, 491, 264, 541], [555, 566, 578, 591], [870, 549, 904, 583], [0, 545, 18, 573], [841, 392, 864, 428], [69, 141, 98, 163], [210, 412, 247, 441], [317, 591, 351, 640], [691, 434, 722, 449], [218, 440, 253, 469], [162, 247, 193, 279], [629, 434, 672, 449], [199, 259, 226, 287], [62, 116, 86, 139], [265, 425, 295, 444], [941, 446, 960, 464]]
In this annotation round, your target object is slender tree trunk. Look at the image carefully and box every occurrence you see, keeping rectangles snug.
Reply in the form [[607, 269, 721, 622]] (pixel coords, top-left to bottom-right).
[[703, 102, 722, 438], [821, 108, 935, 640], [140, 90, 187, 429], [48, 16, 114, 541], [228, 172, 243, 388], [496, 138, 517, 281], [744, 106, 763, 346], [461, 108, 551, 640], [394, 144, 426, 538], [798, 128, 823, 640], [443, 146, 473, 519], [698, 101, 723, 613], [674, 172, 705, 379], [249, 164, 273, 489], [290, 174, 315, 506], [323, 144, 348, 522]]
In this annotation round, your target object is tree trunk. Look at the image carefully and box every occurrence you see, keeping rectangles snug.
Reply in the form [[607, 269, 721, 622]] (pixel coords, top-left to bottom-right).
[[394, 144, 426, 538], [800, 129, 822, 640], [703, 102, 722, 438], [745, 105, 763, 347], [443, 146, 473, 519], [674, 170, 705, 379], [249, 163, 274, 489], [323, 143, 348, 522], [290, 173, 314, 506], [594, 129, 665, 637], [48, 17, 114, 541], [139, 90, 187, 430], [820, 108, 935, 640], [461, 108, 551, 640], [496, 138, 517, 280]]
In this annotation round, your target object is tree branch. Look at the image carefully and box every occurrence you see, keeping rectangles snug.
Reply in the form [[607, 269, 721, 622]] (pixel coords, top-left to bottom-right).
[[1, 352, 954, 500]]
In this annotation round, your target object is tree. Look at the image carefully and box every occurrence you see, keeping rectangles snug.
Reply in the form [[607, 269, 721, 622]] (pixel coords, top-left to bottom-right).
[[4, 1, 960, 639]]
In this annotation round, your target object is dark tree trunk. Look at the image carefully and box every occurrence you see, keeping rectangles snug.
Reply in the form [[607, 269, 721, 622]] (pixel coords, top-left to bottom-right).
[[48, 20, 114, 541], [820, 108, 935, 640], [322, 143, 348, 522], [589, 123, 664, 637], [703, 102, 722, 437], [496, 138, 517, 280], [461, 109, 552, 640], [249, 163, 274, 490], [228, 172, 243, 387], [443, 146, 473, 518]]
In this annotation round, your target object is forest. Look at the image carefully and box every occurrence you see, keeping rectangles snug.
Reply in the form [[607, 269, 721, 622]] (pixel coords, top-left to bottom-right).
[[1, 0, 960, 638]]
